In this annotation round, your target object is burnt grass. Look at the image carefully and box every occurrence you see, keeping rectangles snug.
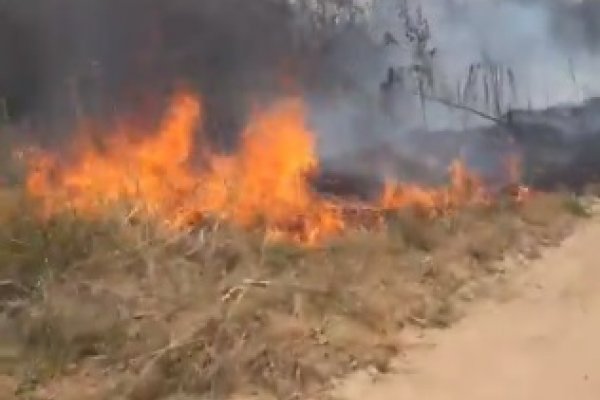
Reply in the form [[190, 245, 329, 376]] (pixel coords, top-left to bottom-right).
[[0, 181, 590, 400]]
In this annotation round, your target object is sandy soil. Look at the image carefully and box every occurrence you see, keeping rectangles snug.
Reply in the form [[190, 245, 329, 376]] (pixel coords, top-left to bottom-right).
[[336, 213, 600, 400]]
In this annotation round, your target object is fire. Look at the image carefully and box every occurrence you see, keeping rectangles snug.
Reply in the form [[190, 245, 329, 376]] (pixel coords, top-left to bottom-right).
[[380, 160, 490, 218], [224, 99, 344, 241], [22, 91, 521, 244], [25, 93, 344, 243], [27, 94, 201, 220]]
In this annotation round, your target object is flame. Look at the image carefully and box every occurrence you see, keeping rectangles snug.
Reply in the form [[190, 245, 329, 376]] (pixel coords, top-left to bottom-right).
[[27, 93, 201, 220], [25, 93, 344, 243], [23, 91, 521, 244], [380, 160, 490, 218]]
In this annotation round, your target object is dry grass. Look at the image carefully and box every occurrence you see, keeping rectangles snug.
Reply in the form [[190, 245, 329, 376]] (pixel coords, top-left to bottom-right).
[[0, 185, 586, 400]]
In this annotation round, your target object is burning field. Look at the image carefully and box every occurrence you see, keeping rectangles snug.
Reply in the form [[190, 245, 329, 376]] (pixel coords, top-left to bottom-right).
[[0, 0, 599, 399], [21, 91, 506, 245], [0, 88, 587, 400]]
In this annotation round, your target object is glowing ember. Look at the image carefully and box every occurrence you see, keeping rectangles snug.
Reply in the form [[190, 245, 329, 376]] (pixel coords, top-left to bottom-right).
[[22, 91, 520, 243]]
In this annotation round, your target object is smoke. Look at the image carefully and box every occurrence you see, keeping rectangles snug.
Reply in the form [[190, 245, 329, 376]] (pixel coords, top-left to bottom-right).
[[363, 0, 600, 117], [310, 0, 600, 153], [0, 0, 313, 146], [2, 0, 600, 181], [521, 0, 600, 53], [433, 0, 600, 107], [301, 0, 600, 188]]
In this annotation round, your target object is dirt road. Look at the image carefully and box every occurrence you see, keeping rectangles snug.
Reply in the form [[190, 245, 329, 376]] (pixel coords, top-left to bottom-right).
[[336, 213, 600, 400]]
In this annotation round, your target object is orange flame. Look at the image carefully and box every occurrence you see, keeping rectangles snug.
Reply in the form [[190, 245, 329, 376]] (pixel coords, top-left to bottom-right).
[[25, 93, 344, 243], [22, 91, 520, 244], [27, 93, 201, 220], [380, 160, 490, 218]]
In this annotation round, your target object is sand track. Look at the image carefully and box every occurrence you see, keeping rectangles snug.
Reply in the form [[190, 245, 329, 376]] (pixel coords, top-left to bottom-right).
[[337, 213, 600, 400]]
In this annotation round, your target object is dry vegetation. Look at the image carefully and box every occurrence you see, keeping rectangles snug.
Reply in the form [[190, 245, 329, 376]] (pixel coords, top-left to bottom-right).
[[0, 163, 589, 400], [0, 1, 597, 398]]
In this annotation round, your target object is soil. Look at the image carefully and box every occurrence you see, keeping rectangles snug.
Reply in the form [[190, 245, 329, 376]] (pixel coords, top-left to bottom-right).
[[335, 210, 600, 400]]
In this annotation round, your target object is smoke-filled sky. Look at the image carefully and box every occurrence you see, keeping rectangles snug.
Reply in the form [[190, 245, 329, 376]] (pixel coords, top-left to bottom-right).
[[368, 0, 600, 113], [421, 0, 600, 106], [310, 0, 600, 156], [1, 0, 600, 155], [0, 0, 310, 145]]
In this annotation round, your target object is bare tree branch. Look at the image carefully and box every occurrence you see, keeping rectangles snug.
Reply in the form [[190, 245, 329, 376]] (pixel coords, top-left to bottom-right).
[[422, 94, 510, 127]]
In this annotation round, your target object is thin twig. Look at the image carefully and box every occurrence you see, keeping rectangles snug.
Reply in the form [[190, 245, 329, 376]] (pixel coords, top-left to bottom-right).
[[423, 94, 509, 127]]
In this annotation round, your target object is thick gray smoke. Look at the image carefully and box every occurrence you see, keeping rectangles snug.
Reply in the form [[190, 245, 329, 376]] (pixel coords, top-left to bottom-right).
[[0, 0, 322, 146], [527, 0, 600, 53], [312, 0, 600, 144], [1, 0, 600, 189], [428, 0, 600, 107], [3, 0, 599, 134], [298, 0, 600, 194], [308, 0, 600, 175]]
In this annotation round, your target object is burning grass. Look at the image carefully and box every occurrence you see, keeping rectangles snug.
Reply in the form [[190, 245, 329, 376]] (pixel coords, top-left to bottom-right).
[[21, 91, 520, 246], [0, 91, 593, 399], [0, 186, 585, 400]]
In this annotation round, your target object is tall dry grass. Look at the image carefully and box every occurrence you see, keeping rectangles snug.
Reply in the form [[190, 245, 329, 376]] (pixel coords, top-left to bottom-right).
[[0, 185, 586, 399]]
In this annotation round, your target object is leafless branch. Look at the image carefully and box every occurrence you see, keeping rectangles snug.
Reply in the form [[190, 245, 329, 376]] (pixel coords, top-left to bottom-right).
[[423, 94, 509, 127]]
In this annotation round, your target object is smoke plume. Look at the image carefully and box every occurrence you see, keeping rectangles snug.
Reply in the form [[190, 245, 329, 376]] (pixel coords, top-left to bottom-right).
[[0, 0, 314, 146], [2, 0, 600, 186]]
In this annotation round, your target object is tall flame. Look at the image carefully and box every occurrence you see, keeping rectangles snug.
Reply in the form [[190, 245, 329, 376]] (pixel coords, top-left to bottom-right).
[[23, 91, 506, 244], [27, 93, 201, 220], [25, 93, 344, 243]]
